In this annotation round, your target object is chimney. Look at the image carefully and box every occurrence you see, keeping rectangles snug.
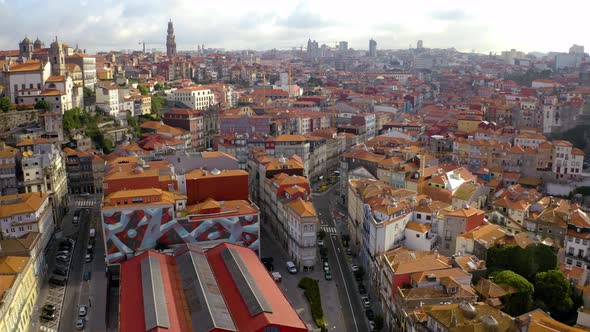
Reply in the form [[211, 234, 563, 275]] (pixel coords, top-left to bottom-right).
[[515, 314, 531, 332], [450, 311, 458, 327]]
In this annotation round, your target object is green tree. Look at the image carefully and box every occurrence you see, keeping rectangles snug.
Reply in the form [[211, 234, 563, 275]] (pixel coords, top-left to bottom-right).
[[35, 100, 51, 111], [63, 108, 83, 132], [487, 244, 557, 280], [534, 270, 573, 315], [83, 86, 95, 98], [138, 85, 149, 95], [154, 83, 164, 91], [151, 94, 165, 115], [0, 96, 12, 113], [492, 270, 534, 316]]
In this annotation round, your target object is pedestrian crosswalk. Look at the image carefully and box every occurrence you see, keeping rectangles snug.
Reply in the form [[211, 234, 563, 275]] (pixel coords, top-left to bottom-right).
[[72, 200, 98, 207], [320, 226, 337, 234]]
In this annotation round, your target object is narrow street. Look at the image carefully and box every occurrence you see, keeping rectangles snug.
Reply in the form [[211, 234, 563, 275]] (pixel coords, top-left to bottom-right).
[[312, 187, 369, 332]]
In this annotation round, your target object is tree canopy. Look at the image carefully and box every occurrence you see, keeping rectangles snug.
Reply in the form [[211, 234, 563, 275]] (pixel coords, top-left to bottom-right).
[[0, 97, 12, 113], [151, 94, 165, 115], [487, 244, 557, 280], [492, 270, 534, 316], [534, 270, 573, 315], [35, 100, 51, 112], [138, 85, 149, 95]]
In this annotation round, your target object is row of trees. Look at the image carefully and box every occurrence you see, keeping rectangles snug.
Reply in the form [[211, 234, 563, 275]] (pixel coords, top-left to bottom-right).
[[487, 244, 581, 323]]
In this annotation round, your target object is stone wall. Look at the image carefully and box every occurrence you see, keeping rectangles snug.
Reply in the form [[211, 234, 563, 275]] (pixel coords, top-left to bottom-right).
[[0, 110, 39, 132]]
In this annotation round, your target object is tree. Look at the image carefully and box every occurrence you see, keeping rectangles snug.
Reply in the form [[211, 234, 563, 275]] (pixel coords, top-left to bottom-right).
[[151, 94, 165, 115], [83, 86, 95, 98], [492, 270, 534, 316], [0, 96, 12, 113], [534, 270, 573, 315], [35, 100, 51, 111], [154, 83, 164, 91], [138, 85, 149, 95], [487, 244, 557, 280]]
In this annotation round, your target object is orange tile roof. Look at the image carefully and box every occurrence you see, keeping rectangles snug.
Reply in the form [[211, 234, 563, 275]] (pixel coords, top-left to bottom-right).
[[405, 221, 430, 233], [287, 198, 317, 219], [8, 61, 42, 72], [0, 193, 49, 218]]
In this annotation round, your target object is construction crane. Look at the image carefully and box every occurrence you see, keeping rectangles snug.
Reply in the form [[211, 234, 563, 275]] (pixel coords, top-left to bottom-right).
[[138, 40, 163, 53]]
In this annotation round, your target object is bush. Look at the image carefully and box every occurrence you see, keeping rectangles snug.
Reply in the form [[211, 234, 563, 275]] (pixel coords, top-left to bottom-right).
[[298, 277, 326, 330]]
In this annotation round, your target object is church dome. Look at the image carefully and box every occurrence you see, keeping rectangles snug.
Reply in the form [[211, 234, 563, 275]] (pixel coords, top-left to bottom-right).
[[33, 37, 43, 48], [22, 36, 31, 44]]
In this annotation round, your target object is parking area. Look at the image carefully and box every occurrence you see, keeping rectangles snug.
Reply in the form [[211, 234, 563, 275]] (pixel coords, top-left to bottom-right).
[[37, 237, 76, 332]]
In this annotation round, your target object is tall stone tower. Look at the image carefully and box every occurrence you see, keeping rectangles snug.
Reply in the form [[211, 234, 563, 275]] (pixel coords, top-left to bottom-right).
[[166, 19, 177, 57], [19, 36, 33, 60], [49, 36, 66, 76]]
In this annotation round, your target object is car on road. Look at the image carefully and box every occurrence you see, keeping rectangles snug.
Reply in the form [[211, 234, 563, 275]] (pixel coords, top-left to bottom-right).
[[78, 305, 87, 317], [83, 271, 92, 281], [261, 257, 274, 264], [85, 254, 93, 263], [263, 262, 274, 271], [323, 261, 330, 272], [54, 269, 68, 277], [358, 283, 367, 294], [346, 248, 353, 255], [43, 304, 56, 312], [272, 271, 282, 282], [324, 269, 332, 280], [317, 239, 324, 247], [80, 192, 90, 198], [40, 312, 55, 322], [56, 255, 69, 261], [57, 250, 70, 256], [369, 320, 376, 331], [366, 309, 375, 320], [362, 296, 371, 308], [76, 318, 85, 330], [286, 261, 297, 274], [351, 264, 359, 272]]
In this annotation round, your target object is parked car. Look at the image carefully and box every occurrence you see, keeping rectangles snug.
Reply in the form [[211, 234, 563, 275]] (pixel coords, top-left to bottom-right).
[[362, 296, 371, 308], [317, 239, 324, 247], [83, 271, 91, 281], [358, 283, 367, 294], [56, 255, 69, 261], [272, 271, 282, 282], [351, 264, 359, 272], [323, 261, 330, 272], [261, 257, 274, 264], [78, 305, 87, 317], [286, 261, 297, 274], [54, 269, 68, 277], [263, 262, 274, 271], [369, 320, 376, 331], [346, 248, 353, 256], [43, 304, 56, 313], [85, 254, 92, 263], [80, 192, 90, 198], [366, 309, 375, 320], [57, 250, 70, 256], [40, 313, 55, 322], [76, 318, 85, 330], [324, 269, 332, 280]]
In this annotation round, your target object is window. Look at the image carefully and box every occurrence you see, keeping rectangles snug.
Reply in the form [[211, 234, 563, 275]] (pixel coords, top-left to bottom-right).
[[577, 261, 583, 267], [567, 259, 573, 264], [576, 238, 581, 244], [416, 234, 420, 238]]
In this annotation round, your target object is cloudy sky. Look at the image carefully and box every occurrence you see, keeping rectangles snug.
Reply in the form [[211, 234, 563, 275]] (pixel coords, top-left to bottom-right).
[[0, 0, 586, 54]]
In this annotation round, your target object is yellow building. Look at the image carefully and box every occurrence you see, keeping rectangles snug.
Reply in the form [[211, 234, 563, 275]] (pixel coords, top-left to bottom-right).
[[0, 255, 37, 332]]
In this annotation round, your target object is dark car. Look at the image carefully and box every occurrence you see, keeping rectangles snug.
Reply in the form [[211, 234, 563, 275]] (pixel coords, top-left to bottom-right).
[[40, 312, 55, 321], [43, 304, 56, 312], [261, 257, 274, 264], [53, 269, 68, 277], [83, 271, 91, 281], [358, 283, 367, 294], [263, 262, 274, 271], [366, 309, 375, 320]]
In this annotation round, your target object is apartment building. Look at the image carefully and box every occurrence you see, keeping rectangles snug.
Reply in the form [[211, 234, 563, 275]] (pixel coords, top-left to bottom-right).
[[17, 139, 67, 221], [162, 108, 204, 150], [167, 86, 215, 110], [260, 172, 315, 269], [0, 256, 38, 332], [0, 144, 20, 195]]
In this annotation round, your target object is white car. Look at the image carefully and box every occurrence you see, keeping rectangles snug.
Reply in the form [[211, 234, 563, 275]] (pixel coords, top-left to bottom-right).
[[362, 296, 371, 308], [56, 255, 69, 261], [317, 240, 324, 247], [351, 264, 359, 272], [76, 318, 85, 330], [78, 305, 87, 317]]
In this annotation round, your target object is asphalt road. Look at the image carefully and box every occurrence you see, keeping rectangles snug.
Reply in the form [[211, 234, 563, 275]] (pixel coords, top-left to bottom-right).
[[313, 190, 368, 332], [60, 208, 91, 332]]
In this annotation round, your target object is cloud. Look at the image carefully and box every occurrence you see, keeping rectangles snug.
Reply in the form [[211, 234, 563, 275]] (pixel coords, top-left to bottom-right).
[[430, 9, 468, 21], [278, 2, 333, 29]]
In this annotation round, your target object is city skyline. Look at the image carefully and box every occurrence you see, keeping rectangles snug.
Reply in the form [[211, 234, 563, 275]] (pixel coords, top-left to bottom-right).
[[0, 0, 587, 54]]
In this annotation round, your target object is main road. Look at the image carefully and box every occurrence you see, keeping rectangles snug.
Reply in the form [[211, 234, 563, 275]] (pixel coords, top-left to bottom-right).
[[313, 186, 368, 332]]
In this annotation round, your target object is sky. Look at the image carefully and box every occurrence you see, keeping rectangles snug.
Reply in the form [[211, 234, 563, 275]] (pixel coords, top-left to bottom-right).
[[0, 0, 586, 54]]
